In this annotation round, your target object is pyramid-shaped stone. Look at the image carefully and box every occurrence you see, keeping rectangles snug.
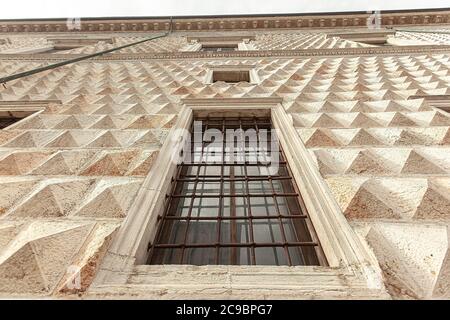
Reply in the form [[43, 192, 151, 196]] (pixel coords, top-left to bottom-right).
[[414, 183, 450, 219], [46, 131, 80, 148], [311, 114, 343, 127], [348, 129, 383, 146], [0, 244, 48, 294], [87, 132, 122, 148], [304, 129, 340, 147], [401, 150, 446, 174], [346, 151, 391, 175], [344, 184, 396, 219]]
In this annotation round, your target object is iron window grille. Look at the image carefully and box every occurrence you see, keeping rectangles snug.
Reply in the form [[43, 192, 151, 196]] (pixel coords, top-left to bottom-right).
[[147, 116, 326, 266]]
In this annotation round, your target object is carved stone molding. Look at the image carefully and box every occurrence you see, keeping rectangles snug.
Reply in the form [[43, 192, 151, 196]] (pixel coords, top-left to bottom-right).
[[1, 44, 450, 62], [1, 10, 450, 33]]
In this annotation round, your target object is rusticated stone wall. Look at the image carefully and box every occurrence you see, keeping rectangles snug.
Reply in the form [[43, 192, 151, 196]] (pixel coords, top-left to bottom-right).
[[0, 23, 449, 299]]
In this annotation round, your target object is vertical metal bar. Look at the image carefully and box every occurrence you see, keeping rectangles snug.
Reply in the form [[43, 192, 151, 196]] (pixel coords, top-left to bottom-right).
[[215, 118, 225, 264], [240, 118, 256, 265], [179, 118, 208, 264], [147, 163, 183, 264], [253, 116, 280, 265], [229, 164, 238, 264], [263, 117, 292, 266], [268, 177, 292, 266]]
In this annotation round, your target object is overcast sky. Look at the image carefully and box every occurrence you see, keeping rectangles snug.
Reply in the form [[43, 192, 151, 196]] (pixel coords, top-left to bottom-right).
[[1, 0, 449, 19]]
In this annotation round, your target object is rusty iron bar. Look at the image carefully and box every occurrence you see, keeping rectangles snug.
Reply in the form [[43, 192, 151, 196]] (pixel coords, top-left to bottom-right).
[[153, 242, 319, 249]]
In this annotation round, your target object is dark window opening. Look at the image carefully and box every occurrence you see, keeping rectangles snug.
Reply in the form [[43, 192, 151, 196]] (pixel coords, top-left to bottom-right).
[[409, 94, 450, 114], [0, 111, 37, 129], [0, 117, 22, 129], [212, 70, 250, 83], [147, 116, 325, 266], [201, 44, 238, 52], [437, 106, 450, 114], [367, 41, 390, 46], [45, 47, 78, 53]]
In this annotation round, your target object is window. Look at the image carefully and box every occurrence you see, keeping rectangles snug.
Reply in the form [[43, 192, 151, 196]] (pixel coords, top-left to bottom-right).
[[204, 65, 259, 84], [95, 98, 385, 298], [409, 94, 450, 114], [0, 46, 72, 54], [213, 70, 250, 83], [438, 106, 450, 114], [0, 116, 21, 129], [181, 36, 256, 52], [0, 110, 38, 129], [327, 31, 395, 46], [147, 116, 325, 266], [41, 47, 75, 53], [0, 101, 57, 129], [47, 36, 114, 49]]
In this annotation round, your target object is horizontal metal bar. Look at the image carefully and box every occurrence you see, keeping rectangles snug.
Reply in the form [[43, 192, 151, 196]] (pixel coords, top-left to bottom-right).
[[160, 214, 308, 220], [170, 192, 299, 198], [176, 176, 292, 182], [153, 242, 319, 249], [179, 174, 287, 178], [180, 162, 286, 166]]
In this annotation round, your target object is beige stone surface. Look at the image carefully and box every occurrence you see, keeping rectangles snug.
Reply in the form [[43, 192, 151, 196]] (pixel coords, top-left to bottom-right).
[[1, 18, 450, 299]]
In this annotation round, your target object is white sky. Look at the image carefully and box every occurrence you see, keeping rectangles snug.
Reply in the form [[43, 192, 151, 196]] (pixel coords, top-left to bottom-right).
[[0, 0, 449, 19]]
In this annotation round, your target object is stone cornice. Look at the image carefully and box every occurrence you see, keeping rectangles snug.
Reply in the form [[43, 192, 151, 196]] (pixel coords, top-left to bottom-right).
[[1, 45, 450, 61], [1, 10, 450, 33]]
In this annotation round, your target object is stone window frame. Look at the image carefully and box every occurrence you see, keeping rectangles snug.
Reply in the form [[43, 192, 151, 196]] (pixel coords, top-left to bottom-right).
[[181, 35, 256, 52], [204, 64, 260, 85], [46, 36, 115, 50], [0, 100, 59, 129], [91, 97, 387, 299], [327, 30, 396, 46]]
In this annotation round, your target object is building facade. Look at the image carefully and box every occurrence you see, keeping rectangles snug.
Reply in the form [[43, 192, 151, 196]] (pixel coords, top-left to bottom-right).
[[0, 9, 450, 299]]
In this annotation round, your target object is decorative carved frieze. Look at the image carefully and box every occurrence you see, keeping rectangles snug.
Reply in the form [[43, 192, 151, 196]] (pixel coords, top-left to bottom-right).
[[1, 10, 450, 33], [1, 44, 450, 61]]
